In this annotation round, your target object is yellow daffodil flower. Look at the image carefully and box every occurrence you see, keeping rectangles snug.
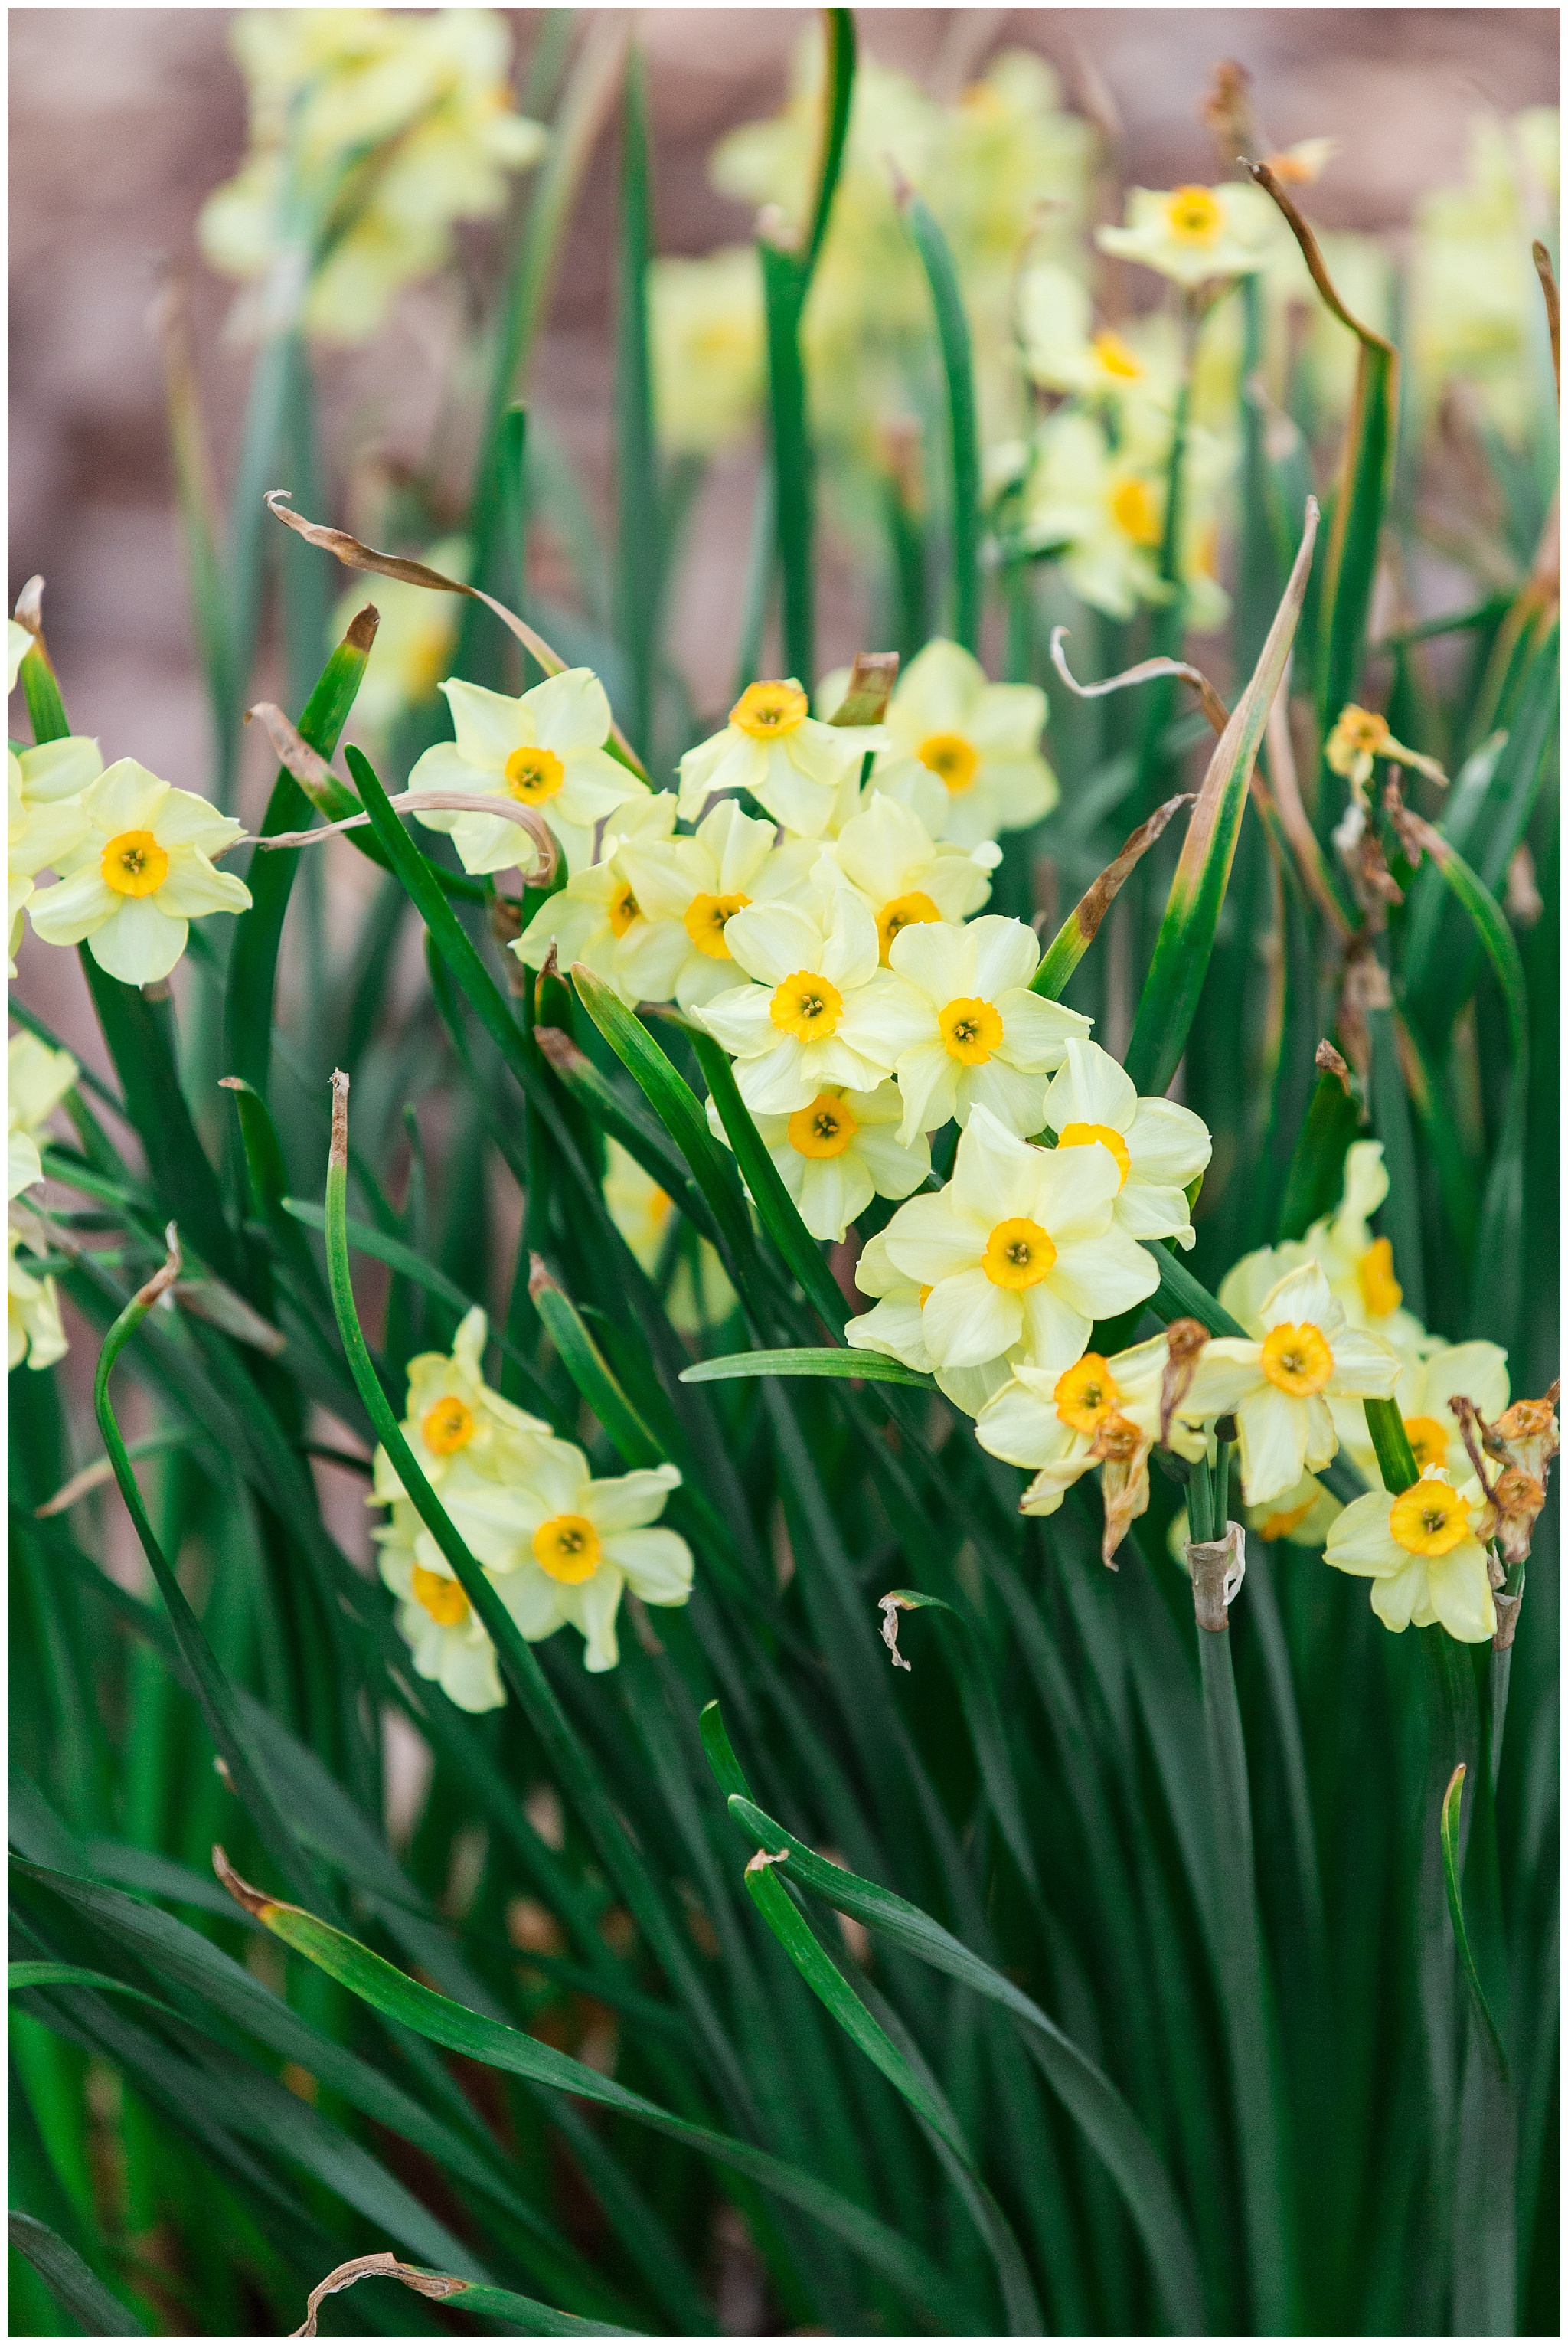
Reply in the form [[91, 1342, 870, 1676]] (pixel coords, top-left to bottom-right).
[[862, 914, 1093, 1145], [602, 1140, 736, 1336], [371, 1307, 552, 1506], [1096, 183, 1269, 288], [476, 1446, 694, 1675], [1186, 1261, 1403, 1507], [1325, 705, 1447, 807], [8, 1033, 78, 1202], [8, 1222, 67, 1375], [374, 1498, 508, 1712], [201, 8, 546, 344], [28, 760, 250, 986], [708, 1078, 929, 1244], [649, 247, 765, 455], [9, 755, 92, 976], [975, 1336, 1210, 1546], [1244, 1473, 1343, 1550], [1018, 263, 1155, 401], [514, 793, 688, 1006], [410, 669, 644, 876], [1333, 1336, 1510, 1491], [844, 1227, 1020, 1420], [678, 679, 879, 839], [874, 1105, 1160, 1374], [1325, 1467, 1495, 1641], [696, 891, 904, 1117], [871, 640, 1055, 849], [1040, 1040, 1212, 1251], [818, 790, 999, 964]]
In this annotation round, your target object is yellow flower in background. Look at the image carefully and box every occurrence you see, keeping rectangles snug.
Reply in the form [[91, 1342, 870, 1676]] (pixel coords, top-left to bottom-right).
[[1295, 1140, 1428, 1353], [8, 1033, 78, 1202], [871, 640, 1055, 849], [709, 1077, 929, 1244], [201, 8, 545, 344], [409, 669, 643, 875], [603, 1140, 737, 1336], [1325, 704, 1447, 807], [649, 247, 765, 456], [1020, 409, 1233, 633], [8, 1223, 67, 1375], [28, 760, 250, 986], [1325, 1467, 1495, 1641], [1411, 109, 1560, 444], [374, 1498, 508, 1712], [678, 680, 879, 839], [334, 538, 466, 736], [1333, 1336, 1511, 1492], [1018, 264, 1161, 402], [1096, 182, 1269, 287]]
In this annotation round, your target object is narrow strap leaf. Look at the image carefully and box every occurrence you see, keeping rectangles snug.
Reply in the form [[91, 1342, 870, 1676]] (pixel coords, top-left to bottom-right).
[[8, 2210, 147, 2338], [1439, 1767, 1511, 2082]]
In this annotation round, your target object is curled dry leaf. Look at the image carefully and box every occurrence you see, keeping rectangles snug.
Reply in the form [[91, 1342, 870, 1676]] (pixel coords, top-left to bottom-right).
[[263, 492, 652, 783], [878, 1591, 913, 1671], [290, 2250, 468, 2339], [1315, 1038, 1352, 1089], [1049, 625, 1231, 741], [1159, 1317, 1209, 1449]]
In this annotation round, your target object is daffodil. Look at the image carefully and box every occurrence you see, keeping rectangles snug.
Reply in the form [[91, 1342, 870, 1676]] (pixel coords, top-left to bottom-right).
[[1324, 705, 1446, 809], [1298, 1140, 1429, 1352], [819, 791, 999, 964], [8, 1033, 77, 1202], [876, 1105, 1160, 1374], [8, 1223, 67, 1374], [844, 1227, 1018, 1419], [371, 1307, 551, 1506], [975, 1336, 1210, 1542], [333, 538, 466, 734], [9, 757, 91, 976], [1333, 1336, 1510, 1490], [1018, 263, 1157, 401], [1186, 1261, 1403, 1507], [477, 1447, 694, 1674], [514, 794, 689, 1006], [28, 760, 250, 986], [1244, 1473, 1342, 1550], [697, 891, 902, 1116], [374, 1499, 507, 1712], [678, 680, 877, 839], [603, 1140, 736, 1336], [710, 1078, 929, 1244], [201, 9, 546, 345], [410, 670, 644, 877], [1325, 1467, 1495, 1641], [1018, 411, 1168, 621], [871, 640, 1055, 849], [1096, 183, 1269, 287], [1040, 1040, 1212, 1249], [649, 246, 765, 455], [868, 915, 1092, 1145]]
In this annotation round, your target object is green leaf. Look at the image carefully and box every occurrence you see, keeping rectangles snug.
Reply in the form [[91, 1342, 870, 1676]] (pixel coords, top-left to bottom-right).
[[527, 1262, 664, 1467], [690, 1031, 845, 1336], [289, 2255, 642, 2340], [760, 239, 816, 688], [8, 2209, 146, 2337], [1250, 165, 1398, 736], [681, 1347, 931, 1388], [901, 191, 981, 653], [695, 1743, 1206, 2337], [1276, 1057, 1363, 1241], [211, 1853, 968, 2330], [1123, 499, 1318, 1097], [223, 608, 376, 1101], [1439, 1766, 1511, 2081]]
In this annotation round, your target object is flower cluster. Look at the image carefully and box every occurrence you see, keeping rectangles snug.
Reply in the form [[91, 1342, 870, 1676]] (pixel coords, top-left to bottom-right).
[[8, 1030, 77, 1372], [199, 8, 545, 344], [371, 1309, 694, 1708]]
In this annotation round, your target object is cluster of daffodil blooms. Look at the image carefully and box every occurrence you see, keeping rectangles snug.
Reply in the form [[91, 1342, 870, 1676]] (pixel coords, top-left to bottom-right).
[[199, 7, 545, 344], [8, 1029, 78, 1374], [371, 1308, 693, 1707]]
